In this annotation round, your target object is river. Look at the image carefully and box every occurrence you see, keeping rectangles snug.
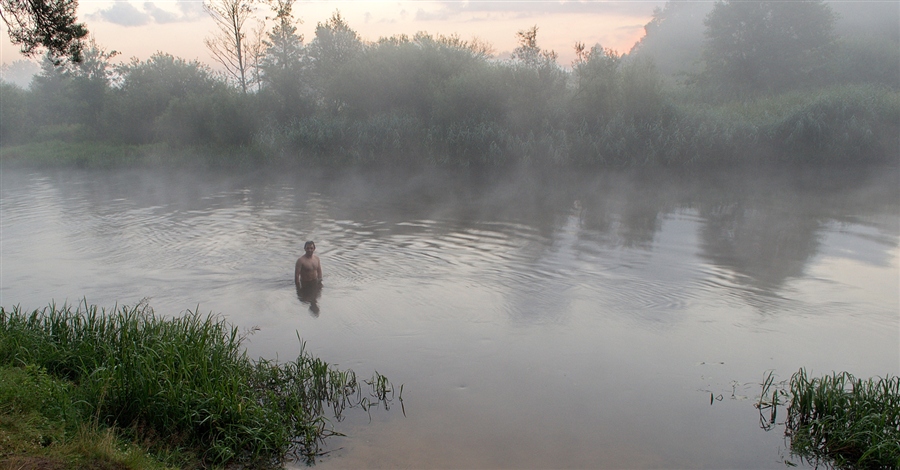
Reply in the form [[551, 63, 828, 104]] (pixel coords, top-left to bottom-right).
[[1, 163, 897, 468]]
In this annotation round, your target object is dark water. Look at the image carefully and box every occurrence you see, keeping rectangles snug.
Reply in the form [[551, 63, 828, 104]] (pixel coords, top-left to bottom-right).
[[1, 164, 897, 468]]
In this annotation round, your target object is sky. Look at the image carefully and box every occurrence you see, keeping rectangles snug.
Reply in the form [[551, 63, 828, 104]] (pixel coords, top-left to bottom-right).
[[0, 0, 666, 70]]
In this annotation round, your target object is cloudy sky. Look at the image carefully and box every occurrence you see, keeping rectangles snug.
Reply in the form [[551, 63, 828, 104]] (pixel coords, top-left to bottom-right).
[[1, 0, 667, 68]]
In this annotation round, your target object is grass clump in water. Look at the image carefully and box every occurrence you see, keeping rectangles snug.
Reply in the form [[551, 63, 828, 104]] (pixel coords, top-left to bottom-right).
[[0, 301, 397, 468], [759, 369, 900, 469]]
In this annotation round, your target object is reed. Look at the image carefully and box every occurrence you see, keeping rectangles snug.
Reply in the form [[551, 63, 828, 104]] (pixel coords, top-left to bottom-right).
[[0, 301, 396, 467], [760, 368, 900, 469]]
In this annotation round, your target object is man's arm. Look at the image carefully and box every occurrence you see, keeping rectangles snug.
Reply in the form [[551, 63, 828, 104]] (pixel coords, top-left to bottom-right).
[[316, 256, 323, 282], [294, 259, 302, 285]]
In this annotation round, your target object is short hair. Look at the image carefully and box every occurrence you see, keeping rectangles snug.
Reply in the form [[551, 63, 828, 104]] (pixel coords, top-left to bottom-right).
[[304, 241, 315, 248]]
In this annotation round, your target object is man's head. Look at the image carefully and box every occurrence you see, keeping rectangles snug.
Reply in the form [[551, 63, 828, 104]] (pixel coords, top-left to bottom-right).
[[304, 241, 316, 253]]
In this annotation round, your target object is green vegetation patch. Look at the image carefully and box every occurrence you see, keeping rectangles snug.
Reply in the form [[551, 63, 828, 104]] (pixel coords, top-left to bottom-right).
[[759, 369, 900, 469], [0, 364, 176, 470], [0, 141, 145, 168], [0, 301, 397, 468]]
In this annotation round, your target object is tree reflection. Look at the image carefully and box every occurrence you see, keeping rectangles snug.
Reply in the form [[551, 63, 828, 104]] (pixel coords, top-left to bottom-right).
[[698, 203, 822, 290], [17, 164, 898, 321]]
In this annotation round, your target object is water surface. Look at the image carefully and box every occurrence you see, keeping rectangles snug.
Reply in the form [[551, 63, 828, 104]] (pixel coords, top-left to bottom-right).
[[1, 164, 897, 468]]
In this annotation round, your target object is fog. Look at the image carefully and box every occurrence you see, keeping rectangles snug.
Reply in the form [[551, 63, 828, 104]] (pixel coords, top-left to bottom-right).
[[2, 162, 897, 468], [629, 0, 899, 80], [1, 0, 897, 167], [1, 2, 898, 466]]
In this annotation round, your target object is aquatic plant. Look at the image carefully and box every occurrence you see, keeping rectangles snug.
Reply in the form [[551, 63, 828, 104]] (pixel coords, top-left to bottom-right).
[[758, 369, 900, 469], [0, 301, 396, 467]]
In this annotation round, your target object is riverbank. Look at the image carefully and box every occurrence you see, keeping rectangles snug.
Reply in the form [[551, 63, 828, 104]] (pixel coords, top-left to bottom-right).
[[1, 85, 897, 169], [0, 302, 397, 469]]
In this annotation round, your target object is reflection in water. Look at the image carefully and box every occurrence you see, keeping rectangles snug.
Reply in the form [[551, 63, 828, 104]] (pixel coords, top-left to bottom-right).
[[296, 282, 322, 316], [1, 164, 897, 469]]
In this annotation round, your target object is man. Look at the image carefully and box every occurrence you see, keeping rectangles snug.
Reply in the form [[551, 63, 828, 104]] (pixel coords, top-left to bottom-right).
[[295, 240, 323, 287]]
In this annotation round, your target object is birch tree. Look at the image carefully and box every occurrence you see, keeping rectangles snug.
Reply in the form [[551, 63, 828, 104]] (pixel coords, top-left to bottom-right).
[[204, 0, 256, 93]]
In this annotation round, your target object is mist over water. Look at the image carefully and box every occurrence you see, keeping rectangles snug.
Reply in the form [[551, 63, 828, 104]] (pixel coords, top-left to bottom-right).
[[1, 164, 897, 468]]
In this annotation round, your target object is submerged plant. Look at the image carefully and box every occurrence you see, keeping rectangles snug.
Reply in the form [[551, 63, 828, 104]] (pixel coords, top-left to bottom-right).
[[0, 301, 399, 467], [758, 368, 900, 469], [756, 370, 784, 431]]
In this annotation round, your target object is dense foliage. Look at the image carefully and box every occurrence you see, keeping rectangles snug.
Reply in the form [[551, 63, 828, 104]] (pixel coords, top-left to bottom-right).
[[1, 1, 898, 167], [697, 0, 837, 98]]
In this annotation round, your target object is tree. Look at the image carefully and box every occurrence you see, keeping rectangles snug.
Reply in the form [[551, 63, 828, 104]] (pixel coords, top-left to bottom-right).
[[109, 53, 223, 143], [306, 10, 362, 102], [511, 25, 558, 68], [505, 26, 566, 135], [0, 0, 87, 63], [570, 43, 622, 123], [0, 80, 32, 143], [204, 0, 257, 93], [258, 0, 310, 120], [64, 38, 119, 137], [28, 52, 77, 136], [0, 58, 40, 87], [326, 32, 488, 120], [261, 0, 304, 75], [245, 20, 266, 93], [628, 1, 711, 82], [699, 0, 837, 97]]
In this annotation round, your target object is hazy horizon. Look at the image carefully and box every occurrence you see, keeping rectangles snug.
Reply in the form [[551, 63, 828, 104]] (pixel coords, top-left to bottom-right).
[[0, 0, 666, 72]]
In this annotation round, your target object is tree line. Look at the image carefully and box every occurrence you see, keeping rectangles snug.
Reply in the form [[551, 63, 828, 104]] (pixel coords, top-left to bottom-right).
[[1, 0, 898, 166]]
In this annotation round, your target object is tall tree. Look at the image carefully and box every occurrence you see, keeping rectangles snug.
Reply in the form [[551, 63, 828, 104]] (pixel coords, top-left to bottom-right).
[[0, 0, 87, 63], [29, 52, 76, 131], [64, 38, 118, 136], [628, 1, 711, 81], [699, 0, 837, 97], [204, 0, 257, 93], [261, 0, 303, 74], [506, 26, 566, 137], [306, 11, 362, 90], [259, 0, 308, 120], [570, 43, 621, 123], [246, 20, 267, 92]]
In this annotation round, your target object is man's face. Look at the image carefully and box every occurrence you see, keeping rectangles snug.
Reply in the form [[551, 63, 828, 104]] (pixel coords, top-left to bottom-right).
[[305, 244, 315, 255]]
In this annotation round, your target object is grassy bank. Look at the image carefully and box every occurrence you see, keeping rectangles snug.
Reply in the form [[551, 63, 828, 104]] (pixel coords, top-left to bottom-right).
[[0, 364, 179, 469], [0, 141, 268, 170], [0, 301, 397, 468], [759, 369, 900, 469]]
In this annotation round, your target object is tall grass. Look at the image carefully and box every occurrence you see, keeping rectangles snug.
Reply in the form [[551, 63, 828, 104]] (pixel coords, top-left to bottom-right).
[[0, 301, 397, 467], [0, 364, 178, 469], [759, 369, 900, 469]]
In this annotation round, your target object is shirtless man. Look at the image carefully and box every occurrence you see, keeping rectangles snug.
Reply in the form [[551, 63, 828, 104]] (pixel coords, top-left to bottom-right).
[[295, 240, 323, 287]]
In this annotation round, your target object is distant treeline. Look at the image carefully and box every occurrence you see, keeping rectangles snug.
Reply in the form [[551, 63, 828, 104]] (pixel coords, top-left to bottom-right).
[[1, 0, 898, 167]]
